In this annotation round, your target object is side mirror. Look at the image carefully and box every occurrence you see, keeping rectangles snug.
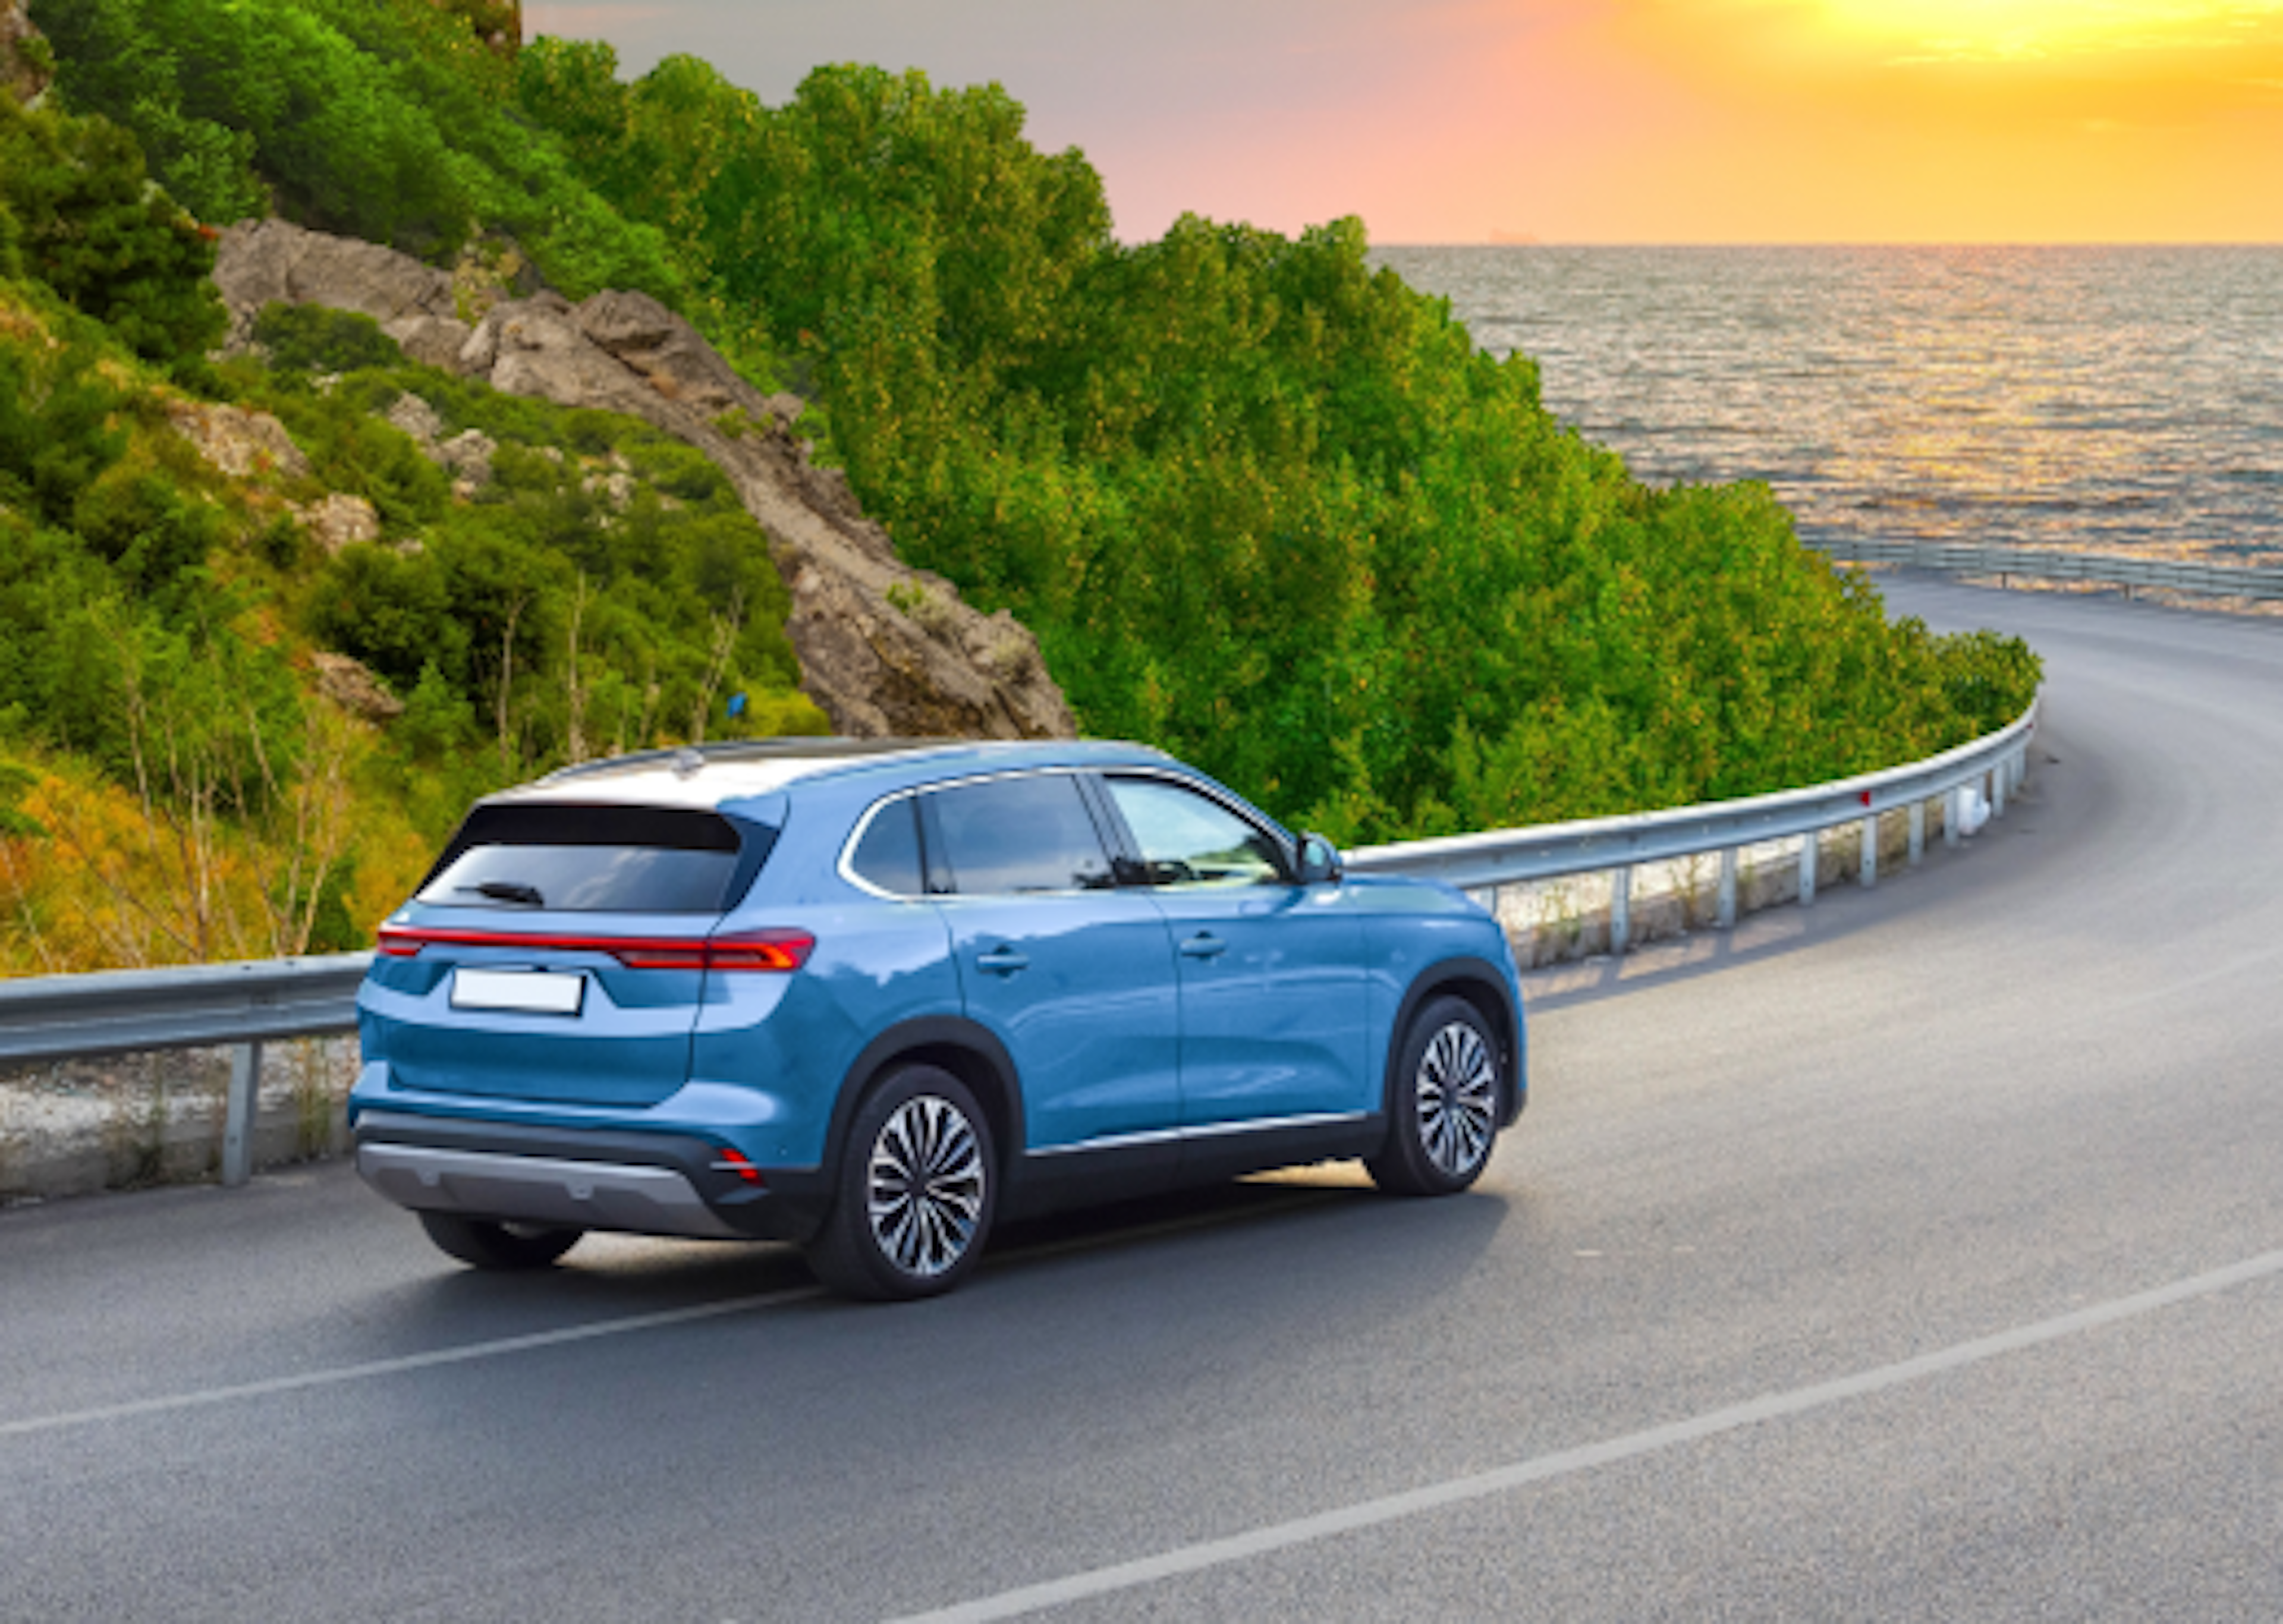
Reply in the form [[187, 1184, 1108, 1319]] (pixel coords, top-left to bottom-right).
[[1296, 832, 1345, 885]]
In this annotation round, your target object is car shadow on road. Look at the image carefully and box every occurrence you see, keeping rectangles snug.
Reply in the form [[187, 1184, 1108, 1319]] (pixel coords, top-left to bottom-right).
[[392, 1163, 1518, 1332]]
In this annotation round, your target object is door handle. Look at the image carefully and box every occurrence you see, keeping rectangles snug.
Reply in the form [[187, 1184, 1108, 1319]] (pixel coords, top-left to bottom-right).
[[1179, 933, 1227, 959], [976, 946, 1030, 975]]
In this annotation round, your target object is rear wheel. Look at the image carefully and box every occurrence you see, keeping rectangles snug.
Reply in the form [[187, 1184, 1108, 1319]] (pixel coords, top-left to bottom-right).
[[417, 1211, 583, 1270], [806, 1065, 995, 1301], [1367, 994, 1501, 1197]]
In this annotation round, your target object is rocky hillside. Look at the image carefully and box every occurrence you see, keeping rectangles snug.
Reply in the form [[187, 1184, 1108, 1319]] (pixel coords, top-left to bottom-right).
[[212, 218, 1074, 741], [0, 0, 1077, 973]]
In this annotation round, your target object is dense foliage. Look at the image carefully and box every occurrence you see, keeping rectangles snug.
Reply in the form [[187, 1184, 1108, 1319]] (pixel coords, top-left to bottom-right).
[[511, 51, 2039, 838], [29, 0, 682, 301], [0, 279, 823, 968], [0, 91, 225, 363]]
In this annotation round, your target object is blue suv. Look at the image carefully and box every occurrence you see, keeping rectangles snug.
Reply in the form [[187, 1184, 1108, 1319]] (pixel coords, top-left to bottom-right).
[[351, 739, 1526, 1299]]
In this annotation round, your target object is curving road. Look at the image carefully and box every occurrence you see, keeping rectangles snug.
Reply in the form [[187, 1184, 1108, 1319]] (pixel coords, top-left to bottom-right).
[[4, 577, 2281, 1622]]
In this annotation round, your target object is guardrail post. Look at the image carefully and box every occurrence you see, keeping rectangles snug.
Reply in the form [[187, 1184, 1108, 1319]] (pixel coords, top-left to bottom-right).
[[1717, 847, 1738, 930], [1992, 764, 2007, 819], [1797, 830, 1818, 908], [1908, 800, 1926, 866], [1945, 789, 1964, 848], [1859, 814, 1878, 888], [223, 1040, 263, 1188], [1610, 867, 1633, 955]]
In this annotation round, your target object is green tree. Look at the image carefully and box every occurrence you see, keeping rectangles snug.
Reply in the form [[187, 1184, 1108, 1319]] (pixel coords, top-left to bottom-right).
[[0, 93, 225, 363]]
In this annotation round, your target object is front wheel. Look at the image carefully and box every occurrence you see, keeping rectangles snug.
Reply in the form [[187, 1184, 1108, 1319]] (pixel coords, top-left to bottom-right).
[[1367, 994, 1502, 1197], [805, 1065, 996, 1301], [417, 1211, 583, 1270]]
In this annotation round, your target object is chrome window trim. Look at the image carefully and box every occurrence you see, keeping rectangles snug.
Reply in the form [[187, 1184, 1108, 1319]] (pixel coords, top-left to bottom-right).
[[837, 765, 1122, 902], [839, 790, 927, 901]]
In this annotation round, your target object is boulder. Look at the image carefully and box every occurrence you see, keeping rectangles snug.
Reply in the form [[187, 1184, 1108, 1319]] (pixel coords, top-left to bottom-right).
[[577, 289, 760, 418], [214, 219, 471, 360], [385, 392, 445, 445], [436, 429, 496, 491], [166, 400, 312, 482], [312, 652, 404, 722], [293, 493, 380, 555]]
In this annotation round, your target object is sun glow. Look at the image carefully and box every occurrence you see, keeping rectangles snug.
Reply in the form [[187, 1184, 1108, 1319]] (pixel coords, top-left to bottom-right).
[[1816, 0, 2283, 59]]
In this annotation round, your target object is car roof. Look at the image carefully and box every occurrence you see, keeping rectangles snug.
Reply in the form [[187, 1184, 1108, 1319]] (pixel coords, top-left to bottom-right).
[[486, 737, 1185, 812]]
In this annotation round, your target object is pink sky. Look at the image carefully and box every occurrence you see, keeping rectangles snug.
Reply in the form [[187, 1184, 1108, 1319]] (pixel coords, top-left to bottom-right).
[[523, 1, 2283, 243]]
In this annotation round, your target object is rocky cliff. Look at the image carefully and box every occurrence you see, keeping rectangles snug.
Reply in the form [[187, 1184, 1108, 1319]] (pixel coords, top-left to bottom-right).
[[1, 0, 47, 105], [213, 218, 1076, 741]]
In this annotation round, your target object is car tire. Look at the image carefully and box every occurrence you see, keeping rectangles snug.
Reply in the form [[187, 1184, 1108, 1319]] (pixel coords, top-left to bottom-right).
[[417, 1211, 584, 1270], [1367, 994, 1502, 1197], [806, 1065, 996, 1301]]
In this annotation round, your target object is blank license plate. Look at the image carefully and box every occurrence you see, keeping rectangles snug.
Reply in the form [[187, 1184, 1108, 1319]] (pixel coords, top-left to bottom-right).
[[450, 968, 586, 1016]]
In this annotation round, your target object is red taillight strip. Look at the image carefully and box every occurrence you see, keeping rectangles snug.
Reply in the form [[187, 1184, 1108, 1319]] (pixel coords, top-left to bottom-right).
[[374, 925, 814, 972]]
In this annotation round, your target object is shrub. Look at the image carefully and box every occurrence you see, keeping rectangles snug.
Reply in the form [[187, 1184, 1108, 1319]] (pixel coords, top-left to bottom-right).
[[251, 302, 406, 373]]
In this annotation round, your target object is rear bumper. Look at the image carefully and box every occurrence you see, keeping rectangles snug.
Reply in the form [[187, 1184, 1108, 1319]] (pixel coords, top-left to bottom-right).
[[352, 1109, 831, 1244]]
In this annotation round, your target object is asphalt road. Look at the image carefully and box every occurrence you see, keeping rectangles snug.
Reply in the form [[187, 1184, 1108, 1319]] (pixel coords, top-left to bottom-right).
[[4, 577, 2280, 1622]]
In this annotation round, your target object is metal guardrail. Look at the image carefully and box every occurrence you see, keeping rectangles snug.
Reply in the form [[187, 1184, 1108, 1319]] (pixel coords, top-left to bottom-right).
[[0, 696, 2039, 1186], [0, 953, 370, 1186], [1813, 539, 2283, 603], [1350, 698, 2039, 951]]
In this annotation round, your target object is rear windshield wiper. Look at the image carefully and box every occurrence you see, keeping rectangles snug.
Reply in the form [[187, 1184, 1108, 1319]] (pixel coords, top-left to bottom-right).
[[459, 880, 545, 907]]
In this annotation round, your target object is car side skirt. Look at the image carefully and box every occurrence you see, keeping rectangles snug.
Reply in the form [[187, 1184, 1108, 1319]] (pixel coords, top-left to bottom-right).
[[1004, 1111, 1385, 1220]]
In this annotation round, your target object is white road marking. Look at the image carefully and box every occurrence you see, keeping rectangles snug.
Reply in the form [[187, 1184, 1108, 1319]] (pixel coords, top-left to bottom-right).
[[885, 1246, 2283, 1623], [0, 1283, 820, 1439], [0, 1186, 1344, 1443]]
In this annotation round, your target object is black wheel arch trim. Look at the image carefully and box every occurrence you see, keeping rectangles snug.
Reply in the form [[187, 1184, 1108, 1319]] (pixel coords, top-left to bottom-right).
[[826, 1015, 1027, 1194], [1385, 957, 1526, 1130]]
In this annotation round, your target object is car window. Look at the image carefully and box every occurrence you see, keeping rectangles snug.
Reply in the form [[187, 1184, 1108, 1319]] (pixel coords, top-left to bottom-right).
[[1103, 776, 1287, 888], [417, 804, 757, 913], [847, 796, 924, 896], [922, 774, 1115, 895]]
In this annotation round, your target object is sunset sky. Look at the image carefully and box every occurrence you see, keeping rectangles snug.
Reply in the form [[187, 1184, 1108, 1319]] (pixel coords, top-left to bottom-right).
[[523, 1, 2283, 244]]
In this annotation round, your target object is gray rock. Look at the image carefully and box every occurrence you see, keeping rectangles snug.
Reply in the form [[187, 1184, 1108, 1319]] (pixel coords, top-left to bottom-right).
[[577, 289, 763, 418], [386, 393, 444, 445], [312, 652, 404, 722], [389, 313, 476, 371], [166, 400, 312, 483], [2, 0, 48, 105], [294, 493, 380, 555], [215, 219, 465, 355], [436, 429, 496, 490], [209, 222, 1076, 741]]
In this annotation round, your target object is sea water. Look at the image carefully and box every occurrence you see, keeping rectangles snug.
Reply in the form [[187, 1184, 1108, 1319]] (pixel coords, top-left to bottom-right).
[[1373, 246, 2283, 567]]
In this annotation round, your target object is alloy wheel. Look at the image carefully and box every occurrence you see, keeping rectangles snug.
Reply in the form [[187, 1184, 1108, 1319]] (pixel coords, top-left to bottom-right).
[[1414, 1019, 1497, 1179], [866, 1093, 987, 1278]]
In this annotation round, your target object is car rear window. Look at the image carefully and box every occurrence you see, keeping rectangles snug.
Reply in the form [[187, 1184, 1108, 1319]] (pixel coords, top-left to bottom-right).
[[417, 804, 768, 914]]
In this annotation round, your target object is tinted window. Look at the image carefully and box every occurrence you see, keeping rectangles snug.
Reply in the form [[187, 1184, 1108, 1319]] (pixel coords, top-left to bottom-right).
[[418, 804, 755, 914], [848, 797, 924, 896], [923, 775, 1114, 895], [1105, 776, 1287, 888]]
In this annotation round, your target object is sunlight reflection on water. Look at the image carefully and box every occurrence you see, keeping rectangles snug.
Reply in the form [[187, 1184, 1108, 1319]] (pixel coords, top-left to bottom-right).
[[1374, 246, 2283, 566]]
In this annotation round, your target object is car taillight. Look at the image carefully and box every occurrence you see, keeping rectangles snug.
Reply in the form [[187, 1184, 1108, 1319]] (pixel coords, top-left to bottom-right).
[[372, 926, 815, 972], [696, 931, 816, 972]]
